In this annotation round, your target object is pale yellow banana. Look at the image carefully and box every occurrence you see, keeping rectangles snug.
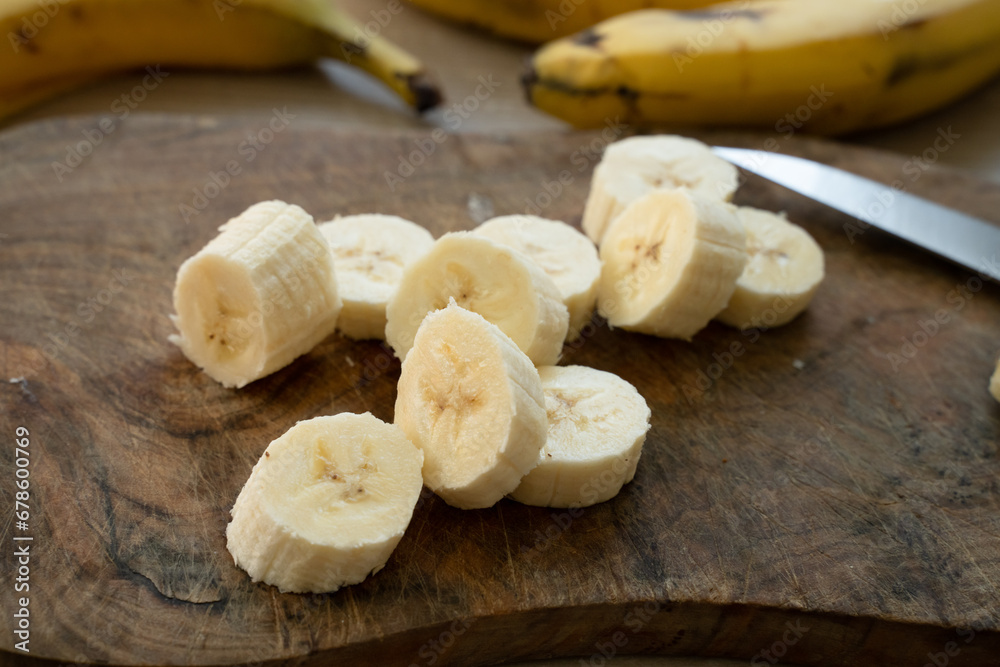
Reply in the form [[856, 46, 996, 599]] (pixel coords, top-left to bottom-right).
[[990, 359, 1000, 402], [715, 207, 825, 330], [510, 365, 650, 508], [582, 135, 738, 245], [472, 214, 600, 341], [170, 200, 341, 388], [385, 232, 569, 366], [0, 0, 441, 120], [394, 302, 547, 509], [319, 214, 434, 340], [524, 0, 1000, 135], [226, 413, 424, 593], [597, 188, 747, 339]]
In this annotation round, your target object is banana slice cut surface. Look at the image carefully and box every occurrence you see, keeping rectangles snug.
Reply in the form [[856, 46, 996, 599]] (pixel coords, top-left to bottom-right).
[[597, 188, 747, 340], [170, 200, 341, 388], [510, 365, 651, 508], [226, 412, 424, 594], [319, 214, 434, 340], [394, 302, 547, 509], [473, 214, 601, 341], [715, 207, 825, 330], [385, 232, 569, 365], [583, 135, 739, 244]]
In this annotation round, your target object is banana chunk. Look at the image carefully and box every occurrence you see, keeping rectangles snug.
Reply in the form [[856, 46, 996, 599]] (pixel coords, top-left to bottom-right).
[[990, 358, 1000, 402], [715, 207, 825, 330], [385, 232, 569, 366], [319, 214, 434, 340], [472, 215, 601, 341], [510, 365, 651, 508], [170, 201, 341, 388], [583, 135, 739, 245], [394, 302, 547, 509], [226, 412, 424, 594], [597, 188, 747, 340]]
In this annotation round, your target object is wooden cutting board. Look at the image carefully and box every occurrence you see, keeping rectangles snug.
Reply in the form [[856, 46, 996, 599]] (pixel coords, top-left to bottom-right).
[[2, 115, 999, 666]]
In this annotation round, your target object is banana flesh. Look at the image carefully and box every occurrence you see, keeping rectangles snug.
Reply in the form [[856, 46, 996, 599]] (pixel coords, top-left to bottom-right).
[[510, 365, 650, 508], [472, 214, 600, 341], [226, 412, 424, 593], [597, 188, 747, 339], [170, 200, 341, 388], [319, 214, 434, 341], [715, 207, 825, 330], [523, 0, 1000, 134], [582, 135, 738, 245], [0, 0, 441, 119], [990, 360, 1000, 402], [394, 302, 547, 509], [385, 232, 569, 366]]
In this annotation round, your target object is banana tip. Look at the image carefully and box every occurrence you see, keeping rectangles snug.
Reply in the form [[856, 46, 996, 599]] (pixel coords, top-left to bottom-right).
[[408, 73, 442, 113]]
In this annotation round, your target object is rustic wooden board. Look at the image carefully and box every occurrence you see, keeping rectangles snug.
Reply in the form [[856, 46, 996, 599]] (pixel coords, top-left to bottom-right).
[[2, 115, 999, 666]]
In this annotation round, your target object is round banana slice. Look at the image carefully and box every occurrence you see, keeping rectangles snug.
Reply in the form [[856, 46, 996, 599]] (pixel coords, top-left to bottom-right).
[[394, 302, 547, 509], [990, 358, 1000, 402], [385, 232, 569, 366], [319, 214, 434, 340], [714, 207, 825, 330], [582, 135, 739, 245], [170, 200, 341, 388], [226, 412, 424, 594], [472, 215, 601, 341], [510, 365, 651, 508], [597, 188, 747, 340]]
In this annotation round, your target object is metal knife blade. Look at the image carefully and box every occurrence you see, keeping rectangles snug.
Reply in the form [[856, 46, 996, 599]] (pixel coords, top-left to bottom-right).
[[711, 146, 1000, 282]]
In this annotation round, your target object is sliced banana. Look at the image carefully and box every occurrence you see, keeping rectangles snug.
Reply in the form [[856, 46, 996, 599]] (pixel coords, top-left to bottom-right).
[[394, 301, 547, 509], [472, 215, 601, 341], [990, 358, 1000, 402], [510, 365, 651, 509], [715, 207, 825, 330], [385, 232, 569, 366], [597, 188, 747, 340], [226, 412, 424, 594], [318, 214, 434, 340], [582, 135, 739, 245], [170, 200, 341, 388]]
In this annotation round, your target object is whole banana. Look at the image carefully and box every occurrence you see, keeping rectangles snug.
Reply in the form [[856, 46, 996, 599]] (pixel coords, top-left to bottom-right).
[[406, 0, 728, 43], [0, 0, 441, 120], [523, 0, 1000, 135]]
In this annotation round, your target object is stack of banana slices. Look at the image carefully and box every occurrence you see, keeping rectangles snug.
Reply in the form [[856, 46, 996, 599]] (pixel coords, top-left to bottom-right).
[[170, 133, 825, 594]]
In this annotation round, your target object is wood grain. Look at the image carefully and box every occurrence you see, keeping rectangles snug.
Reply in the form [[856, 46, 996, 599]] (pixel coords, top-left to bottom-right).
[[1, 115, 999, 666]]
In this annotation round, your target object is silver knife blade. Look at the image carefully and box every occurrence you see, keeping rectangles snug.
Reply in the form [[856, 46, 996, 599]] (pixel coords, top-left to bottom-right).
[[711, 146, 1000, 282]]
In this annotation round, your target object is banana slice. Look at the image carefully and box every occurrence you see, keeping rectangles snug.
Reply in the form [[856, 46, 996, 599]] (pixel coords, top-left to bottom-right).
[[472, 215, 601, 341], [510, 365, 651, 508], [226, 412, 424, 594], [597, 188, 747, 340], [394, 301, 547, 509], [385, 232, 569, 366], [990, 358, 1000, 402], [583, 135, 739, 245], [170, 201, 341, 388], [715, 207, 825, 330], [318, 214, 434, 340]]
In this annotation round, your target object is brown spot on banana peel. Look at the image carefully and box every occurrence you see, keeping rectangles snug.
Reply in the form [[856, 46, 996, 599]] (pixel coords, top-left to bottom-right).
[[886, 42, 993, 88], [574, 29, 604, 48], [675, 8, 767, 21]]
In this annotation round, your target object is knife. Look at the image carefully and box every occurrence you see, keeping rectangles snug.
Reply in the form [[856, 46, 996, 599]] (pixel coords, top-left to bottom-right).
[[711, 146, 1000, 282]]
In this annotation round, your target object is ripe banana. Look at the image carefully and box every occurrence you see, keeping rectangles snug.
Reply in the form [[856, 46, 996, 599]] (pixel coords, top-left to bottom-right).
[[226, 412, 424, 593], [394, 301, 547, 509], [990, 359, 1000, 402], [582, 135, 738, 245], [597, 188, 747, 339], [385, 232, 569, 366], [472, 215, 600, 341], [170, 200, 341, 388], [523, 0, 1000, 135], [0, 0, 441, 120], [406, 0, 725, 43], [319, 214, 434, 341], [509, 365, 650, 508], [715, 207, 825, 330]]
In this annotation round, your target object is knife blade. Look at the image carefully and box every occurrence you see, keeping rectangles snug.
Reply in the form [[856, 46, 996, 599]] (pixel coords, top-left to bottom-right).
[[711, 146, 1000, 282]]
